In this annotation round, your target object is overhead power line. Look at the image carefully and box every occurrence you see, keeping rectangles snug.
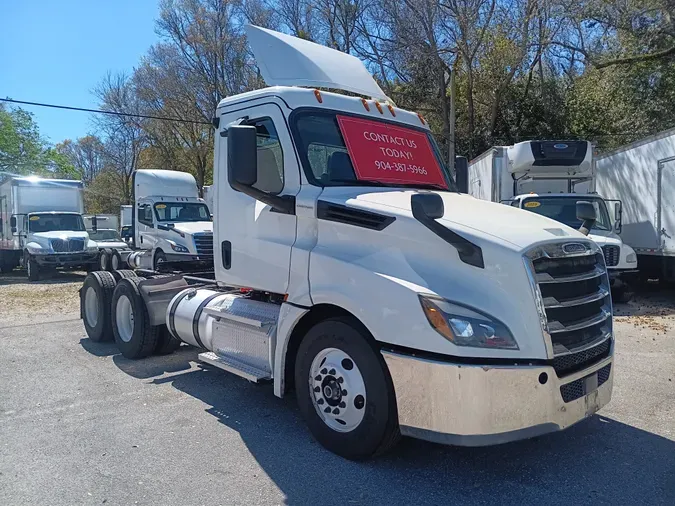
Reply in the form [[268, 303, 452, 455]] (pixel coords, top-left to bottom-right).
[[0, 98, 211, 125]]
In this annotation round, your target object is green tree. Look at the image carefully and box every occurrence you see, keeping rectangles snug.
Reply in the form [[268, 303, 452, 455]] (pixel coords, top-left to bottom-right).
[[0, 104, 75, 177]]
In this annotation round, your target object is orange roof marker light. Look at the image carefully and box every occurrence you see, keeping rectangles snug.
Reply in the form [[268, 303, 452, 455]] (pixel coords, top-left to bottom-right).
[[374, 101, 384, 114], [387, 104, 396, 116], [313, 89, 323, 103], [417, 113, 426, 125], [361, 98, 370, 111]]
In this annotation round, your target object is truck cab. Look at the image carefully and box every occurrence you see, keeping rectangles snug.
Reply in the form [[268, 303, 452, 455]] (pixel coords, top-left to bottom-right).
[[22, 211, 98, 280], [132, 170, 213, 270]]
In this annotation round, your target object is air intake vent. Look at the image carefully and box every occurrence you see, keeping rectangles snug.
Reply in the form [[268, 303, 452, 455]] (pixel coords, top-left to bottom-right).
[[317, 201, 395, 230]]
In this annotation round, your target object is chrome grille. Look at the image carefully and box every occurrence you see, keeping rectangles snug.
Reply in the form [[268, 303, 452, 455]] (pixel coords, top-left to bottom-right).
[[50, 238, 85, 252], [193, 233, 214, 256], [525, 242, 613, 371], [602, 245, 619, 267]]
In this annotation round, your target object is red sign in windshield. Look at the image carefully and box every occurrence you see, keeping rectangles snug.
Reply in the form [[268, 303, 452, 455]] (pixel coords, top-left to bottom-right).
[[337, 115, 448, 189]]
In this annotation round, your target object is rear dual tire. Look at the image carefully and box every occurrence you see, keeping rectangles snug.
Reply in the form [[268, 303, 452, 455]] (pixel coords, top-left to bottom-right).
[[81, 271, 117, 342], [111, 277, 161, 359], [99, 249, 122, 272]]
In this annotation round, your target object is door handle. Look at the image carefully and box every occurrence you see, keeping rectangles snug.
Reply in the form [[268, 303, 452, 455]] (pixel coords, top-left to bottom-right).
[[221, 240, 231, 269]]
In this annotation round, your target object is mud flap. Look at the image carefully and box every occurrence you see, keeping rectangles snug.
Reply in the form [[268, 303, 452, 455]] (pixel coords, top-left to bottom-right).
[[137, 275, 189, 326]]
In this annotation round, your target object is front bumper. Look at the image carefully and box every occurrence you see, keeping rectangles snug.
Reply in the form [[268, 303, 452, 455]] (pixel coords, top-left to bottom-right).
[[607, 268, 639, 280], [33, 252, 98, 266], [382, 350, 613, 446], [164, 252, 213, 263]]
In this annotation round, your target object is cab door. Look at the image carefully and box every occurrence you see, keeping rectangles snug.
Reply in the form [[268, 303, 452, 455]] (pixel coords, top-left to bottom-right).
[[135, 200, 156, 251], [214, 102, 299, 293]]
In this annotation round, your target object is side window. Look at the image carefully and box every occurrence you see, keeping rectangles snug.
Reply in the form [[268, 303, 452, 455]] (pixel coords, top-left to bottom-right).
[[138, 204, 153, 226], [244, 117, 284, 194]]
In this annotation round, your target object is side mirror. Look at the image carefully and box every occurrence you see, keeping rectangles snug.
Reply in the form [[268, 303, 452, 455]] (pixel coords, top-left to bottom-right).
[[576, 201, 597, 236], [157, 224, 170, 231], [227, 125, 258, 188], [455, 156, 468, 193], [10, 216, 17, 233], [91, 216, 98, 233]]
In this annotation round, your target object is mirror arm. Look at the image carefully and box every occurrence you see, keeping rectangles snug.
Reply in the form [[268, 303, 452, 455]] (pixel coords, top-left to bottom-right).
[[230, 181, 296, 215]]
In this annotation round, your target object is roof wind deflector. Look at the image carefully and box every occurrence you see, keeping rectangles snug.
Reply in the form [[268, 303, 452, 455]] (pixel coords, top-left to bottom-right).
[[411, 193, 484, 269], [245, 25, 390, 101]]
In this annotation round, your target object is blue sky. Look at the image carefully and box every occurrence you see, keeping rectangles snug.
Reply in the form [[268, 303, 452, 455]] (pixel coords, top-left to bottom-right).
[[1, 0, 159, 145]]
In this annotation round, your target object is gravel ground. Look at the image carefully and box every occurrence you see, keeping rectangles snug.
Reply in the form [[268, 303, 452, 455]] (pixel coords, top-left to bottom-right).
[[0, 274, 673, 505]]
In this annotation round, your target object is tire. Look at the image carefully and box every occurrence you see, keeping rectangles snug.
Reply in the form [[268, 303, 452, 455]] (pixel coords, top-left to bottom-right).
[[294, 317, 400, 460], [110, 249, 122, 271], [154, 326, 182, 355], [111, 269, 138, 282], [26, 255, 40, 281], [111, 276, 160, 359], [81, 271, 117, 342], [154, 250, 167, 271], [99, 249, 110, 271]]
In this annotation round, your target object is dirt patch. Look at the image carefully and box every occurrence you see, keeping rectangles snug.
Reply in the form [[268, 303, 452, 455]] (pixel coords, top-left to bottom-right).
[[0, 271, 85, 326]]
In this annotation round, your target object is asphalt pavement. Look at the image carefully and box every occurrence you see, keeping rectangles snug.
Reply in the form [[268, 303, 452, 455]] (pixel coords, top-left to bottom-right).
[[0, 309, 673, 505]]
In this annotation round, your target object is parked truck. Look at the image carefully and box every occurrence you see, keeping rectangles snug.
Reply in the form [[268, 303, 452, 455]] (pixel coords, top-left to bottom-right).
[[130, 169, 213, 271], [79, 26, 615, 459], [594, 128, 675, 283], [84, 214, 130, 271], [464, 140, 638, 299], [0, 176, 98, 279]]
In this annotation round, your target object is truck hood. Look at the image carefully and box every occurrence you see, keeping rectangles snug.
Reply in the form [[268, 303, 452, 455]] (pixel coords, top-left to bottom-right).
[[350, 189, 583, 250], [31, 231, 89, 241], [587, 229, 622, 247], [171, 221, 213, 236]]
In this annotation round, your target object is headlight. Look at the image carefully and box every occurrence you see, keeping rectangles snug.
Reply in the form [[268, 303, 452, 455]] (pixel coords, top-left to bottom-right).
[[168, 240, 189, 253], [86, 241, 99, 252], [419, 295, 518, 350], [26, 243, 47, 254], [626, 252, 637, 264]]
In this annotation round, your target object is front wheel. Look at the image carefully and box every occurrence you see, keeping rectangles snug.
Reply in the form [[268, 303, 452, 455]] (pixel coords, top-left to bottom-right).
[[26, 255, 40, 281], [154, 250, 167, 271], [295, 318, 400, 460]]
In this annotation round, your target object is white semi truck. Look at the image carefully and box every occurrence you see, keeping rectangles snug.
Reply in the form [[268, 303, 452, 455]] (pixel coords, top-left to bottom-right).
[[79, 26, 615, 459], [130, 169, 213, 271], [464, 140, 638, 299], [594, 128, 675, 283], [0, 176, 99, 279]]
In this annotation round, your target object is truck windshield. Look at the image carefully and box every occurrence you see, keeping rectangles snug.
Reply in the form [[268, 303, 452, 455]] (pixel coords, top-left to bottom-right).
[[89, 229, 122, 241], [154, 202, 211, 222], [28, 213, 86, 232], [291, 110, 456, 191], [521, 197, 612, 231]]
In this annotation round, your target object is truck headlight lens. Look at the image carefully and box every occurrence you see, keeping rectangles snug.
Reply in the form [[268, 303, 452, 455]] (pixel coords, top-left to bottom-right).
[[626, 252, 637, 264], [168, 241, 189, 253], [419, 295, 518, 349], [26, 243, 47, 254]]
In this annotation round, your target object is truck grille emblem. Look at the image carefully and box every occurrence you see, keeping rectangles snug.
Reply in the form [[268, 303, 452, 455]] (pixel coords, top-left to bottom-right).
[[562, 242, 587, 254]]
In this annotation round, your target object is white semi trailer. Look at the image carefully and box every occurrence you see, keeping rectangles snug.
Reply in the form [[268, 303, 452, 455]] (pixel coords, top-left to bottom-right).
[[464, 140, 638, 299], [594, 128, 675, 283], [0, 176, 99, 279], [80, 26, 615, 459]]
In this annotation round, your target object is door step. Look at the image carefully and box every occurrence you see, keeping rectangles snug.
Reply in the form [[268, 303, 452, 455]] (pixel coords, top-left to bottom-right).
[[198, 351, 271, 383]]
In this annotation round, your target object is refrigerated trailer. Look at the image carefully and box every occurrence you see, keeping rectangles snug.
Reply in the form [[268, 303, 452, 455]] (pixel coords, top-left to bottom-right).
[[594, 128, 675, 282], [79, 25, 615, 460], [0, 176, 98, 278]]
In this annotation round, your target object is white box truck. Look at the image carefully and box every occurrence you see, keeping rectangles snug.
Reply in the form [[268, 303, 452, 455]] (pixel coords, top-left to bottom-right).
[[0, 176, 99, 279], [594, 128, 675, 282], [464, 140, 638, 299], [79, 26, 615, 460]]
